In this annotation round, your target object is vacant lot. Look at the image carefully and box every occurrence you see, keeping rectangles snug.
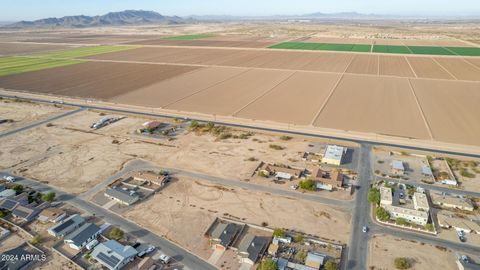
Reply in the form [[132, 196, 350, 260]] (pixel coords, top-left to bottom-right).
[[0, 62, 199, 99], [368, 234, 458, 270], [314, 75, 431, 139], [0, 99, 71, 133], [124, 177, 351, 258], [412, 79, 480, 146]]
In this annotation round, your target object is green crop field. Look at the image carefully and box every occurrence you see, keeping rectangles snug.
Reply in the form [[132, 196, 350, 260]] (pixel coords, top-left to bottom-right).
[[0, 57, 82, 77], [164, 34, 214, 40], [372, 45, 412, 54], [445, 47, 480, 56], [406, 46, 455, 55], [268, 42, 372, 52], [34, 45, 138, 59]]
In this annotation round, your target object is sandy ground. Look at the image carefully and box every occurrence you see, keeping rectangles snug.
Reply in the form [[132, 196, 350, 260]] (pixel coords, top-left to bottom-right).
[[314, 74, 431, 140], [368, 234, 458, 270], [379, 55, 415, 77], [406, 57, 455, 79], [37, 252, 79, 270], [346, 54, 379, 75], [0, 233, 25, 252], [434, 58, 480, 81], [0, 99, 70, 132], [123, 177, 351, 259]]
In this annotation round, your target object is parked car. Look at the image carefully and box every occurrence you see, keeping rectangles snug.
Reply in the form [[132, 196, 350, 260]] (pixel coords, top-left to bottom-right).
[[3, 175, 15, 183], [362, 226, 368, 233], [159, 254, 171, 264], [461, 255, 470, 264]]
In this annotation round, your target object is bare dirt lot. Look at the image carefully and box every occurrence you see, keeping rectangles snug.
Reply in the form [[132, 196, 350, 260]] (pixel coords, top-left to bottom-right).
[[123, 177, 351, 258], [411, 79, 480, 146], [368, 234, 459, 270], [313, 74, 431, 140], [0, 62, 199, 99], [0, 99, 71, 133]]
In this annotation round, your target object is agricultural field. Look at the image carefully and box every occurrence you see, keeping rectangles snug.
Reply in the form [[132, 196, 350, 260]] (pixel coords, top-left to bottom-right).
[[33, 45, 138, 58], [269, 41, 480, 56], [0, 42, 78, 56], [164, 34, 214, 40], [0, 57, 82, 76]]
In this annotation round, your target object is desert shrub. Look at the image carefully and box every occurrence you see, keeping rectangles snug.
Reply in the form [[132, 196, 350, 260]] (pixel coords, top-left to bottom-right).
[[394, 257, 411, 269]]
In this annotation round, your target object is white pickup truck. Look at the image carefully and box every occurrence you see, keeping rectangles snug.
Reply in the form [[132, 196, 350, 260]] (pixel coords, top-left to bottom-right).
[[2, 175, 16, 183]]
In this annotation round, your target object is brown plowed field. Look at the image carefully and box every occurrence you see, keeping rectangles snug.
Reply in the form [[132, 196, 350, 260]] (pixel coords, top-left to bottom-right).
[[346, 54, 379, 75], [166, 69, 294, 115], [406, 57, 455, 79], [0, 62, 199, 99], [466, 58, 480, 69], [236, 72, 341, 125], [305, 37, 373, 45], [299, 53, 354, 73], [313, 75, 431, 139], [0, 42, 77, 56], [257, 51, 317, 70], [127, 39, 274, 48], [110, 67, 246, 107], [373, 39, 409, 46], [379, 55, 415, 77], [434, 58, 480, 81], [411, 79, 480, 146]]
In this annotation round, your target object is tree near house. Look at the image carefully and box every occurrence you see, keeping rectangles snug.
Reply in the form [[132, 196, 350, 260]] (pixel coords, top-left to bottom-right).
[[368, 188, 381, 205], [298, 179, 316, 191], [272, 228, 286, 238], [325, 260, 339, 270], [394, 257, 411, 269], [258, 258, 277, 270], [41, 191, 56, 202], [376, 207, 391, 222], [109, 227, 124, 240], [12, 184, 23, 195]]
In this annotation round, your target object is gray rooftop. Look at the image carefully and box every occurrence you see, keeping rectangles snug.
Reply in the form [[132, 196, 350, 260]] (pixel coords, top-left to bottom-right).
[[65, 223, 101, 247], [421, 165, 433, 176], [0, 245, 42, 270], [306, 252, 325, 265], [391, 160, 404, 170], [105, 187, 140, 205], [91, 240, 137, 270], [210, 223, 242, 247], [0, 198, 19, 211], [49, 214, 85, 235], [238, 234, 269, 263]]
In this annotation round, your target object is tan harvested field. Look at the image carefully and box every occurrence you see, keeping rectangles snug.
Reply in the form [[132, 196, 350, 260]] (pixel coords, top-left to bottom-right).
[[314, 74, 431, 139], [111, 67, 245, 107], [167, 69, 294, 115], [406, 57, 455, 79], [236, 72, 340, 125], [299, 53, 354, 73], [368, 234, 458, 270], [0, 42, 78, 56], [123, 177, 351, 258], [346, 54, 379, 75], [304, 37, 374, 45], [411, 79, 480, 146], [0, 62, 199, 99], [128, 38, 275, 48], [467, 58, 480, 69], [379, 55, 416, 77], [434, 57, 480, 81]]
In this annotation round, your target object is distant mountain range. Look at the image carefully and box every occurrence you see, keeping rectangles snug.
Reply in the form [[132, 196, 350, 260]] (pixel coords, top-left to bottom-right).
[[5, 10, 188, 28]]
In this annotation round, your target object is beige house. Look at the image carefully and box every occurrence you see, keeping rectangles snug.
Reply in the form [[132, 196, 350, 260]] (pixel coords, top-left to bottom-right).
[[380, 187, 393, 206], [430, 192, 474, 212], [413, 192, 430, 211], [385, 205, 429, 225]]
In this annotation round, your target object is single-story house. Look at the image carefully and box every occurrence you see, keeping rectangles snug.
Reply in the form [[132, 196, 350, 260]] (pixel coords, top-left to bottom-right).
[[322, 145, 346, 166], [311, 168, 344, 191], [305, 252, 326, 269], [0, 189, 16, 199], [430, 192, 474, 212], [48, 214, 85, 238], [258, 162, 304, 180], [437, 211, 480, 234], [390, 160, 405, 175], [64, 223, 102, 250], [12, 204, 40, 222], [104, 187, 140, 206], [237, 234, 269, 265], [210, 222, 242, 250], [129, 171, 169, 186], [91, 240, 138, 270]]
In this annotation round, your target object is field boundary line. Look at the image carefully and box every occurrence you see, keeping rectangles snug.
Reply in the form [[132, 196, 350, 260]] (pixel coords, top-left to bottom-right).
[[404, 56, 418, 78], [442, 46, 459, 56], [431, 57, 458, 80], [232, 71, 297, 116], [407, 78, 434, 140], [309, 51, 355, 125], [461, 58, 480, 72], [377, 55, 380, 76], [162, 68, 251, 108]]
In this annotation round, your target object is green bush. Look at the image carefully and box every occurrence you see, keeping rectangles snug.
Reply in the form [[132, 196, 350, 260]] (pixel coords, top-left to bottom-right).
[[272, 228, 286, 238], [394, 257, 411, 269], [269, 144, 285, 150], [31, 235, 42, 245], [279, 135, 292, 141], [376, 207, 391, 222], [425, 223, 434, 232], [395, 218, 409, 226], [12, 184, 23, 195], [293, 234, 304, 243], [325, 260, 339, 270], [109, 227, 124, 240], [258, 171, 268, 178], [368, 188, 381, 205], [258, 258, 277, 270], [41, 191, 56, 202], [295, 251, 307, 262], [299, 179, 316, 191]]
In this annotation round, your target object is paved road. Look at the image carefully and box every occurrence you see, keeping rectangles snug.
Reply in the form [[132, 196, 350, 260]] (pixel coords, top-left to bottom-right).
[[0, 172, 216, 270], [0, 107, 85, 138], [345, 143, 372, 270], [377, 175, 480, 197]]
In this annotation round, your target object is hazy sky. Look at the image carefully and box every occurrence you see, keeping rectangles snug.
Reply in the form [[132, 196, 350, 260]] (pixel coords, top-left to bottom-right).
[[1, 0, 479, 21]]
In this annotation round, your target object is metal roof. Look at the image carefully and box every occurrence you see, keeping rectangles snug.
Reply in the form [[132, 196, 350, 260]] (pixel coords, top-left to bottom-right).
[[92, 240, 137, 270], [49, 214, 85, 235], [65, 223, 101, 247], [238, 234, 268, 262], [105, 187, 140, 205]]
